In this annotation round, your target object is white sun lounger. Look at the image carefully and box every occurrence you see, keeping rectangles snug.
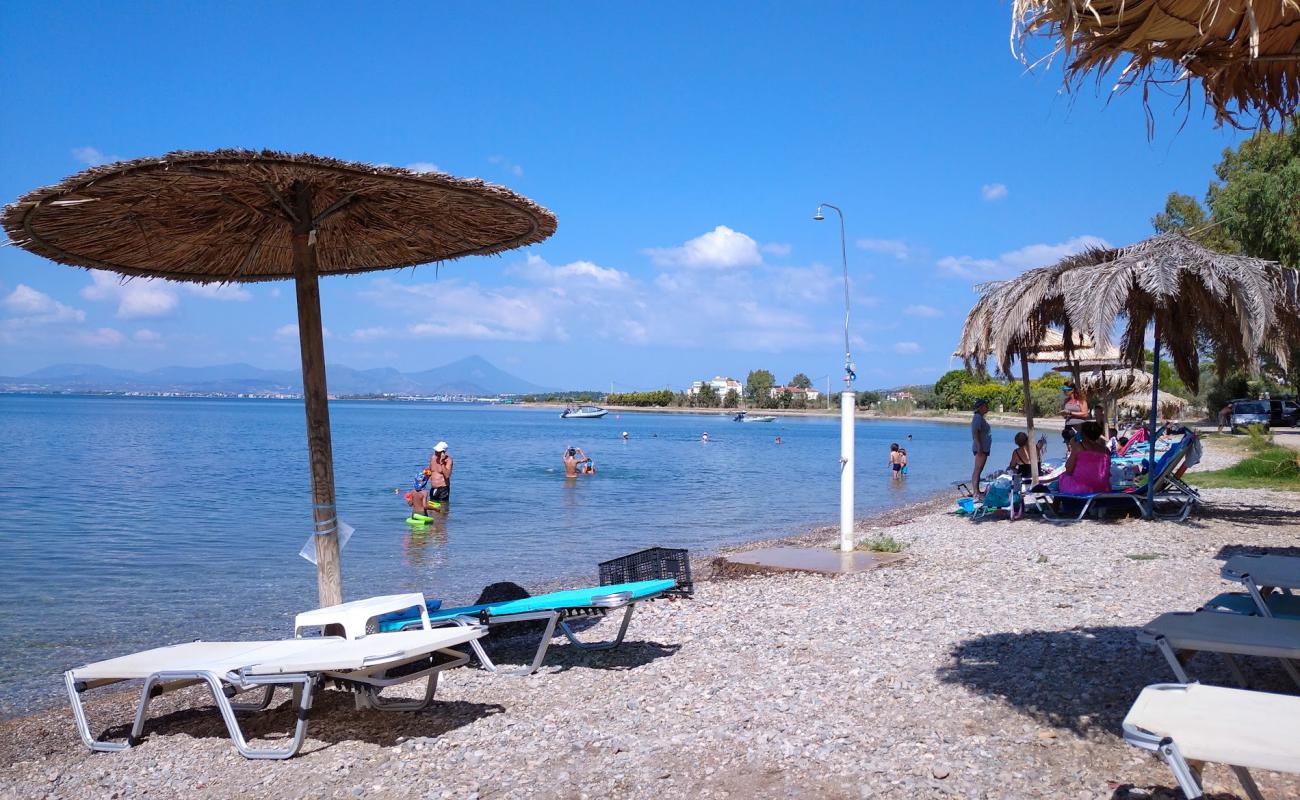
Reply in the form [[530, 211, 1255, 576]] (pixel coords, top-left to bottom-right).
[[1123, 683, 1300, 800], [65, 626, 485, 759], [1137, 611, 1300, 690]]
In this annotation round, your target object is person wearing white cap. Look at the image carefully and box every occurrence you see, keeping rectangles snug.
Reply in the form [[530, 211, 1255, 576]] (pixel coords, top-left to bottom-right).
[[427, 441, 453, 504]]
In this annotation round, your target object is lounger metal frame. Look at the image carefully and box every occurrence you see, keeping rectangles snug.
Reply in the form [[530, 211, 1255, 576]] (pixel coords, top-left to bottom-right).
[[402, 590, 642, 677], [1222, 556, 1299, 619], [1137, 614, 1300, 691], [1122, 685, 1267, 800], [64, 647, 471, 759]]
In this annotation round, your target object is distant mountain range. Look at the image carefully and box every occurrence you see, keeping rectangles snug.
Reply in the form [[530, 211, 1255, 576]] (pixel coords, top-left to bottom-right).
[[0, 356, 550, 397]]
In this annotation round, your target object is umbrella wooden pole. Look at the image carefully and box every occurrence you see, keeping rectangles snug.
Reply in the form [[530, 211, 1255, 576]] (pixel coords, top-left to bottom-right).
[[292, 185, 343, 608], [1020, 353, 1039, 489]]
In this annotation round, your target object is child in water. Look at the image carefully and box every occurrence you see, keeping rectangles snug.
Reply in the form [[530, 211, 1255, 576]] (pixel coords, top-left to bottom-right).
[[889, 443, 903, 480], [405, 469, 433, 516], [899, 448, 908, 475]]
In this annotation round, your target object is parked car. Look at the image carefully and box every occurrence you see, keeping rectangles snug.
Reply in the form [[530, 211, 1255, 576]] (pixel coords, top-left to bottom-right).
[[1229, 399, 1272, 433], [1267, 399, 1300, 428]]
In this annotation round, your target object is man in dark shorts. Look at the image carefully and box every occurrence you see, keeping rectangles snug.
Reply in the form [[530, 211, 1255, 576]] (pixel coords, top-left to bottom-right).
[[971, 399, 992, 499], [428, 441, 453, 503]]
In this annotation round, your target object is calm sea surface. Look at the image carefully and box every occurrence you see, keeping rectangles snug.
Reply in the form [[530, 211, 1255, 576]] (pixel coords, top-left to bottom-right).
[[0, 395, 1053, 714]]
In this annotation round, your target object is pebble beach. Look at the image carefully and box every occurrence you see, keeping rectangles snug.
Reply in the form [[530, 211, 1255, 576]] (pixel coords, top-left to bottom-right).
[[3, 438, 1298, 800]]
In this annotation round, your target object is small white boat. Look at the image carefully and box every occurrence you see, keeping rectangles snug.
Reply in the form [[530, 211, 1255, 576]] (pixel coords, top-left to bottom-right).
[[733, 411, 777, 423], [561, 405, 608, 419]]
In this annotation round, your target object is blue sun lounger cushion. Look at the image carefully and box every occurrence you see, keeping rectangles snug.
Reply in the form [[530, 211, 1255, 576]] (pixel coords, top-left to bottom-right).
[[375, 579, 679, 676], [378, 579, 676, 632], [1203, 592, 1300, 620]]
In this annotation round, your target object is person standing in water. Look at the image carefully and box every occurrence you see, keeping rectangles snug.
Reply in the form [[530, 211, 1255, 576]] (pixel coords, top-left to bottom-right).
[[971, 399, 992, 500], [563, 446, 587, 478], [899, 448, 908, 475], [427, 441, 453, 504], [888, 443, 903, 480]]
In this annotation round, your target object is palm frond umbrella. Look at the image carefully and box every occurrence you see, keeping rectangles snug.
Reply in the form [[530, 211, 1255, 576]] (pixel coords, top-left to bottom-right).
[[1058, 232, 1300, 512], [955, 247, 1117, 488], [2, 149, 557, 606], [1012, 0, 1300, 128]]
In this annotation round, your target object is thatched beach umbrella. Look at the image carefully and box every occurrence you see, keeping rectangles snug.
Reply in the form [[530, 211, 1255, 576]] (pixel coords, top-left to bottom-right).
[[1012, 0, 1300, 128], [1117, 388, 1187, 419], [2, 149, 557, 606], [1058, 232, 1299, 511], [955, 247, 1116, 487]]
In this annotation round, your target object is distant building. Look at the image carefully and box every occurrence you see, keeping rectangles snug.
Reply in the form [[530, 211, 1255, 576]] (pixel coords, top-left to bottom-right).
[[769, 385, 821, 401], [885, 390, 914, 402], [688, 376, 743, 397]]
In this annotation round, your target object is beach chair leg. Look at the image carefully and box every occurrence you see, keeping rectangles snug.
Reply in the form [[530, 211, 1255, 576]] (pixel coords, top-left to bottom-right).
[[64, 672, 132, 753], [1217, 652, 1250, 687], [194, 672, 314, 760], [229, 684, 276, 712], [500, 612, 561, 676], [1157, 739, 1205, 799], [559, 603, 636, 650], [1230, 765, 1265, 800], [1245, 579, 1275, 618], [1154, 639, 1193, 683], [361, 673, 439, 712]]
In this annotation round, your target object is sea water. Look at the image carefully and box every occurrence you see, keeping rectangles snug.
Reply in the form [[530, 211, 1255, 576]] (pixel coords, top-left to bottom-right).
[[0, 395, 1047, 714]]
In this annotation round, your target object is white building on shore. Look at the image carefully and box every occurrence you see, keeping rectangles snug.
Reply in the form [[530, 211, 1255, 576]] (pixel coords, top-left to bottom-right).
[[688, 376, 743, 398]]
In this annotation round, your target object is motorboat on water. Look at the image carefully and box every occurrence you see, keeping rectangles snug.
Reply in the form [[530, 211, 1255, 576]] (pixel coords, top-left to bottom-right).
[[561, 405, 609, 419], [733, 411, 777, 423]]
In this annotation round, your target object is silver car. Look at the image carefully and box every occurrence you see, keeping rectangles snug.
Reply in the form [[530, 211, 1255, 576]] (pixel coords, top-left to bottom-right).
[[1230, 399, 1271, 433]]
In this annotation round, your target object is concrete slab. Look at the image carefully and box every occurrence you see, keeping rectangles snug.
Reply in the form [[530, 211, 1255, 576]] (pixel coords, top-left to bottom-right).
[[714, 546, 904, 577]]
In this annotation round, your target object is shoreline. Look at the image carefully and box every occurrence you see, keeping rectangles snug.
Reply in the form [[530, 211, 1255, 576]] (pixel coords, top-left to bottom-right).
[[523, 400, 1070, 432]]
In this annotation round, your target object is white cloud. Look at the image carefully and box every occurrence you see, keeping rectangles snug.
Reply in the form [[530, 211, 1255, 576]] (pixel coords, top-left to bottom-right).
[[2, 285, 85, 325], [269, 287, 282, 299], [644, 225, 763, 269], [937, 235, 1110, 280], [406, 162, 440, 173], [893, 341, 922, 354], [185, 283, 252, 301], [510, 253, 630, 287], [856, 238, 910, 260], [761, 242, 793, 256], [71, 146, 112, 166], [76, 327, 126, 347], [902, 304, 943, 318], [81, 272, 179, 319], [487, 155, 524, 177], [981, 183, 1008, 202], [133, 329, 162, 342]]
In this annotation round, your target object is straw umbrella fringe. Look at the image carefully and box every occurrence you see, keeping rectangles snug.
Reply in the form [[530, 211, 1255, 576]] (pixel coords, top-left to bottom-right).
[[1, 149, 557, 283], [1012, 0, 1300, 128], [1057, 233, 1300, 395]]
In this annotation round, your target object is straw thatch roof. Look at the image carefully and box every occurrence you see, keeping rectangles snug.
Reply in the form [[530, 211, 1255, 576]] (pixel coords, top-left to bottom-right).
[[1116, 388, 1188, 417], [1024, 328, 1124, 364], [955, 246, 1117, 374], [1012, 0, 1300, 127], [0, 149, 558, 283], [1058, 232, 1300, 393], [1078, 367, 1154, 396]]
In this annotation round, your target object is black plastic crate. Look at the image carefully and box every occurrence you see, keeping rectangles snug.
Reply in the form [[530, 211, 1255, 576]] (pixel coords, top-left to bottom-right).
[[599, 547, 692, 596]]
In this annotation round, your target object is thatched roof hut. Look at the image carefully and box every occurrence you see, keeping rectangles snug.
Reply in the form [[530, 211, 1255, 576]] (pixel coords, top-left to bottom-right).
[[1, 149, 557, 283], [1117, 388, 1188, 419], [1012, 0, 1300, 127]]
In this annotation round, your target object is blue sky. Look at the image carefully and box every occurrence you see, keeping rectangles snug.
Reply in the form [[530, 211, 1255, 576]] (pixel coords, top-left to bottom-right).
[[0, 3, 1249, 390]]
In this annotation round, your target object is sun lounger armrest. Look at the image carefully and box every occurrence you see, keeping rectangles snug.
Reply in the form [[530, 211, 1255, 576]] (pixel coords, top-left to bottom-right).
[[589, 591, 634, 608]]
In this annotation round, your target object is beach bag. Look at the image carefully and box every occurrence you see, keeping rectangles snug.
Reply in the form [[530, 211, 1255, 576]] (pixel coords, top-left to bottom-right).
[[983, 474, 1014, 509]]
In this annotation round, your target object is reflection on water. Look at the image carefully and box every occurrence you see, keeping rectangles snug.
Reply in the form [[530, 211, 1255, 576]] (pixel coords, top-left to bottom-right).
[[0, 395, 1058, 714]]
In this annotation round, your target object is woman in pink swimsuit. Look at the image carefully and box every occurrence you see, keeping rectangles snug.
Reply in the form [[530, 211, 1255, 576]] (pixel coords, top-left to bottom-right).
[[1058, 421, 1111, 494]]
